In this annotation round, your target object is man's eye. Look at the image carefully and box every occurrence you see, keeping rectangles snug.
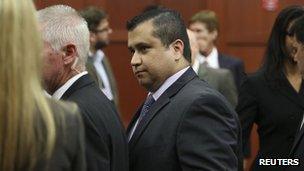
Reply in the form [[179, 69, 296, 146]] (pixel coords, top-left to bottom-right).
[[140, 46, 149, 53]]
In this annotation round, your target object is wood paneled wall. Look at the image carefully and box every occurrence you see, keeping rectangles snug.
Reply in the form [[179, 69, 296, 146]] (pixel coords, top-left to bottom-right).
[[35, 1, 304, 170]]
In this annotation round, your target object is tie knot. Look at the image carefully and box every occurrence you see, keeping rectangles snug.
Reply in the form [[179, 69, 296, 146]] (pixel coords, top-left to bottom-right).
[[144, 94, 155, 107], [201, 61, 209, 67]]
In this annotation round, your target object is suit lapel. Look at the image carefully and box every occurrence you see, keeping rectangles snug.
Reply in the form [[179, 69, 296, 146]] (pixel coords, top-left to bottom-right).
[[272, 72, 304, 110], [128, 68, 198, 150], [86, 57, 104, 88], [218, 53, 226, 68], [128, 95, 170, 150], [102, 56, 119, 105], [290, 126, 304, 155], [126, 104, 143, 134], [197, 64, 208, 79]]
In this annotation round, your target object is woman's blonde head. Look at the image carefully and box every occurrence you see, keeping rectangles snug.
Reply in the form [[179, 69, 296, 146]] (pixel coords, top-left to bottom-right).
[[0, 0, 56, 170]]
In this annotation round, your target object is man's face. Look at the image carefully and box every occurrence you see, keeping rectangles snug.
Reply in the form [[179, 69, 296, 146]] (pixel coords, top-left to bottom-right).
[[189, 22, 217, 53], [42, 41, 65, 94], [292, 37, 304, 75], [128, 21, 175, 92], [91, 18, 112, 50]]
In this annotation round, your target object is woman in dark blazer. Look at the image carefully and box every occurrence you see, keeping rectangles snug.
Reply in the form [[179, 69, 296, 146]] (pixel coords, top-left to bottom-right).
[[0, 0, 85, 170], [236, 6, 304, 171]]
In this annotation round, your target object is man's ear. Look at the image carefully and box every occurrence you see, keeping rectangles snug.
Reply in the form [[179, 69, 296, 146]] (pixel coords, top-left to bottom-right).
[[171, 39, 184, 61], [62, 44, 77, 66]]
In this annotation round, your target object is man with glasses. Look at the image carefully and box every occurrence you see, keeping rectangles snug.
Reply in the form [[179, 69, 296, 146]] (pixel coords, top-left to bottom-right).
[[80, 7, 119, 107]]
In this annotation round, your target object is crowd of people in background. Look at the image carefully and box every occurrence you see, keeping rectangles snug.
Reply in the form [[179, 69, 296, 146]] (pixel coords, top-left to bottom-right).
[[1, 0, 304, 171]]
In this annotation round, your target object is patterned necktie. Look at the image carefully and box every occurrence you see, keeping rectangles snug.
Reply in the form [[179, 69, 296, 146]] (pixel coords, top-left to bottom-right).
[[129, 94, 155, 140], [139, 94, 155, 120]]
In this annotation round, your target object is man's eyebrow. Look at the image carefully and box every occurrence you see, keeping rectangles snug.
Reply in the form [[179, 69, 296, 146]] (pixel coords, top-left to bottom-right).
[[128, 42, 150, 49], [135, 42, 151, 48]]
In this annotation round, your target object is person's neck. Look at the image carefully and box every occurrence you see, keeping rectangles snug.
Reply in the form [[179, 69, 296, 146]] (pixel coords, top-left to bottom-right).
[[148, 62, 189, 93], [285, 61, 302, 92], [47, 69, 80, 95]]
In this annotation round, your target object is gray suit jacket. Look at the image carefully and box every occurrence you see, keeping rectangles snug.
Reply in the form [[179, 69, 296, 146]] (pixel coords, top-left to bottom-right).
[[197, 64, 238, 107], [86, 55, 119, 108], [34, 100, 85, 171]]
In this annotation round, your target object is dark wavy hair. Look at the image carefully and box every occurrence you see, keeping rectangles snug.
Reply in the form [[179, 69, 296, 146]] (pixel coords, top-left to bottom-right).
[[261, 5, 304, 81]]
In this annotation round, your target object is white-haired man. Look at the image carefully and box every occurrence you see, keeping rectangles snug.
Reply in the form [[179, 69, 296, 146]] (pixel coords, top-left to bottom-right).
[[38, 5, 128, 171]]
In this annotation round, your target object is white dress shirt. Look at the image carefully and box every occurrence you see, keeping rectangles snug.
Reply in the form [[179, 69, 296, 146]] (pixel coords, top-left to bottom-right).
[[90, 50, 113, 101], [128, 66, 190, 141], [52, 71, 88, 100], [198, 47, 219, 69]]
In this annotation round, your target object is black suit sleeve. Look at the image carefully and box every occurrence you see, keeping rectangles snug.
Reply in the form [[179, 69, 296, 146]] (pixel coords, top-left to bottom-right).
[[176, 94, 240, 170], [71, 110, 86, 171], [236, 77, 258, 158], [81, 107, 111, 171], [235, 60, 246, 91]]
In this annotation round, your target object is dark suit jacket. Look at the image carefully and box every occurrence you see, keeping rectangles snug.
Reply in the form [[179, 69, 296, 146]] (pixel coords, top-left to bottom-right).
[[236, 70, 304, 171], [219, 53, 245, 91], [61, 74, 129, 171], [34, 100, 85, 171], [197, 65, 238, 107], [127, 68, 242, 171], [287, 126, 304, 171], [86, 55, 119, 107]]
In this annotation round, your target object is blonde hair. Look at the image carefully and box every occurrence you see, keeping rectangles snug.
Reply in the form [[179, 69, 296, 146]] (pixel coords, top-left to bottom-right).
[[0, 0, 56, 170]]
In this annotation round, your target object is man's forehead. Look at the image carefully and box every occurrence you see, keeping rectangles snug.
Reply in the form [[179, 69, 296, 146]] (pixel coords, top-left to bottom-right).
[[127, 21, 154, 47]]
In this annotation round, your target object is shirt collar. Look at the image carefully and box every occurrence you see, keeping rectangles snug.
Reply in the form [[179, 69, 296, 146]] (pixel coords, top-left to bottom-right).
[[149, 66, 190, 101], [198, 47, 219, 69], [89, 50, 105, 62], [52, 71, 88, 100]]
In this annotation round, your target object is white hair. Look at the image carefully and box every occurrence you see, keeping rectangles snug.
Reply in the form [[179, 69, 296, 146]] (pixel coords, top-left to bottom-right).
[[37, 5, 89, 70]]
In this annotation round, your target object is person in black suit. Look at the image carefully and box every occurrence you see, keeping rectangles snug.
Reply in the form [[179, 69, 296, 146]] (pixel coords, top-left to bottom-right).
[[38, 5, 128, 171], [286, 14, 304, 171], [126, 9, 242, 171], [189, 10, 245, 91], [236, 6, 304, 171], [0, 1, 85, 170]]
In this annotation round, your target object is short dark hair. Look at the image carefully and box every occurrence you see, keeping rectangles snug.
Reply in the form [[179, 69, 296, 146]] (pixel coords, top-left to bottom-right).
[[189, 10, 219, 32], [261, 5, 304, 81], [126, 9, 191, 63], [79, 6, 107, 32], [289, 15, 304, 44]]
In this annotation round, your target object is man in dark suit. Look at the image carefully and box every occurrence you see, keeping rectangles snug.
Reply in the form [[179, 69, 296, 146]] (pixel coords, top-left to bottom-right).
[[286, 15, 304, 171], [38, 5, 128, 171], [189, 10, 245, 91], [80, 7, 119, 108], [127, 9, 242, 171]]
